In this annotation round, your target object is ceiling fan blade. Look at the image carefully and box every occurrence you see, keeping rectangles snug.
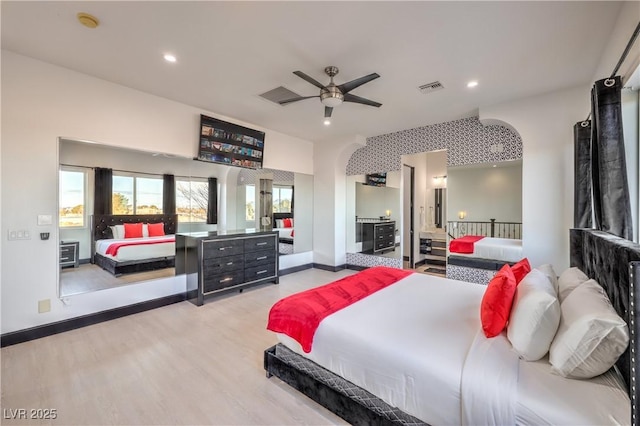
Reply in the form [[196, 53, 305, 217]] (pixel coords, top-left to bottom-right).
[[278, 95, 319, 105], [337, 73, 380, 94], [324, 106, 333, 118], [343, 93, 382, 108], [293, 71, 326, 89]]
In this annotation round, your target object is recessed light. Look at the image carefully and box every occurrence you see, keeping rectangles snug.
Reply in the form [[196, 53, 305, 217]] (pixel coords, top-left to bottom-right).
[[323, 118, 331, 126], [492, 164, 497, 168], [77, 12, 99, 29], [467, 80, 478, 88], [164, 54, 177, 63]]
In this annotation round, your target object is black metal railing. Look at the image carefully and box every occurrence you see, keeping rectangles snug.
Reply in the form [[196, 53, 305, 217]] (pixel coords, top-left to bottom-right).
[[447, 219, 522, 239]]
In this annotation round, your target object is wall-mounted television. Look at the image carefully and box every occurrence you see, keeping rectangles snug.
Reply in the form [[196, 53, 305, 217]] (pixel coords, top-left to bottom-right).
[[197, 114, 265, 169], [365, 172, 387, 187]]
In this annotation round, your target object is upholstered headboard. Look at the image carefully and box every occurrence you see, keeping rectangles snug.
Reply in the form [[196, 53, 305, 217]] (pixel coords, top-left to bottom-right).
[[570, 228, 640, 424], [273, 212, 293, 222], [92, 214, 178, 241]]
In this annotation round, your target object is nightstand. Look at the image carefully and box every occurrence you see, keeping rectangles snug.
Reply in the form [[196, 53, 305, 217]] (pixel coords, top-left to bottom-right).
[[60, 241, 79, 268]]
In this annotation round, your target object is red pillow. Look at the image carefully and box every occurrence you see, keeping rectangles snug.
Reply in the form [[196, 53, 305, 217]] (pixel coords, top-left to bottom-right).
[[480, 264, 517, 338], [147, 222, 165, 237], [123, 222, 143, 238], [283, 218, 293, 228], [511, 258, 531, 284], [290, 229, 295, 237]]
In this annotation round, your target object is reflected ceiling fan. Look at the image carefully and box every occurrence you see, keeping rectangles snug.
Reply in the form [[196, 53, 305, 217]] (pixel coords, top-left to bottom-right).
[[279, 66, 382, 123]]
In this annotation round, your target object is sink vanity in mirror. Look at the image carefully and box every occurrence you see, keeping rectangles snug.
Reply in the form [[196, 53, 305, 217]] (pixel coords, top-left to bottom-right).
[[58, 139, 312, 299]]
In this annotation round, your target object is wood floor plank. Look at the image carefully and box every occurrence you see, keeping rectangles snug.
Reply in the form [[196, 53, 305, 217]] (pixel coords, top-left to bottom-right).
[[1, 268, 355, 425]]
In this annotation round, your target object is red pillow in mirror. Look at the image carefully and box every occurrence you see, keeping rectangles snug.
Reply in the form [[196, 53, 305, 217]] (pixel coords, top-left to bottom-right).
[[123, 222, 143, 239], [283, 218, 293, 228], [480, 264, 517, 338], [147, 222, 165, 237]]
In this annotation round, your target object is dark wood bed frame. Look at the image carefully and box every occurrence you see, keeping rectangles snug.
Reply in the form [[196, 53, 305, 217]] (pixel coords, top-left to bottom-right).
[[264, 228, 640, 425], [91, 214, 178, 276]]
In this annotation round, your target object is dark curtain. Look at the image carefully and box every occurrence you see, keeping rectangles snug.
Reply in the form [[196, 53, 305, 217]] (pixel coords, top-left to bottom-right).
[[590, 76, 633, 240], [94, 167, 113, 215], [291, 185, 295, 216], [207, 177, 218, 224], [163, 174, 176, 215], [573, 121, 593, 228]]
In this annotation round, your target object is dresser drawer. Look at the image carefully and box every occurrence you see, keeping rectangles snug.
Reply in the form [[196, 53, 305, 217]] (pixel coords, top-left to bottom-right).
[[203, 270, 245, 293], [60, 246, 75, 256], [244, 249, 275, 268], [202, 239, 244, 258], [244, 235, 276, 253], [378, 224, 395, 234], [203, 254, 244, 276], [245, 264, 276, 282]]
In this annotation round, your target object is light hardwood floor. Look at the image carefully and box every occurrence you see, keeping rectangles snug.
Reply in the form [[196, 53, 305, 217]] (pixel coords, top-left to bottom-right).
[[1, 268, 357, 425]]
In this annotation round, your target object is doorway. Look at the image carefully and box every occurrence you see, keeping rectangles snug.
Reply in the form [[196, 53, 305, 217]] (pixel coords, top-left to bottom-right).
[[402, 164, 414, 269]]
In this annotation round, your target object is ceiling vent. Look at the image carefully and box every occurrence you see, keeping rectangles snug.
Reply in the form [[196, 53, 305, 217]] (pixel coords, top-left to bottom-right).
[[259, 86, 301, 105], [419, 81, 444, 94]]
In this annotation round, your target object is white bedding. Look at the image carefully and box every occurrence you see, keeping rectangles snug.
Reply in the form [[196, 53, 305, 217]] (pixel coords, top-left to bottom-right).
[[276, 272, 630, 425], [451, 237, 523, 262], [95, 235, 175, 262]]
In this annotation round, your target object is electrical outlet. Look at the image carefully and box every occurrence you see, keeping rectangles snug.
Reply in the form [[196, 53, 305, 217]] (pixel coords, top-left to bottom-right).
[[38, 299, 51, 313]]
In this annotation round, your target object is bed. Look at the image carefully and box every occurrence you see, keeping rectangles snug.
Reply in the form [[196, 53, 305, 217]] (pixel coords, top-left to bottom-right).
[[273, 212, 294, 255], [264, 228, 640, 425], [91, 214, 178, 276]]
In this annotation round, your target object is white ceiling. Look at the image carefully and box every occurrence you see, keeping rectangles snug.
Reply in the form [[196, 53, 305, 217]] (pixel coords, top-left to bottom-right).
[[1, 1, 626, 143]]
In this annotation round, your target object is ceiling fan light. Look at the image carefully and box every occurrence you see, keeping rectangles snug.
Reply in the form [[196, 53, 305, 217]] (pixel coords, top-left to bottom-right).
[[320, 96, 343, 108]]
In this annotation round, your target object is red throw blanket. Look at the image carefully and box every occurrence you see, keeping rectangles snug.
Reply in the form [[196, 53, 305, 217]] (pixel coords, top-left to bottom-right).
[[449, 235, 485, 254], [267, 266, 412, 353], [105, 236, 175, 256]]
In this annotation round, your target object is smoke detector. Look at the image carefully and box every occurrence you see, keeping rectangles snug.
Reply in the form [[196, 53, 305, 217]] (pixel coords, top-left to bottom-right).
[[419, 81, 444, 94], [77, 12, 99, 29]]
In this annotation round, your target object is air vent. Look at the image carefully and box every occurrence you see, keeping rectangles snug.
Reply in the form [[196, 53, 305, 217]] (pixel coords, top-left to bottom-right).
[[259, 86, 301, 105], [419, 81, 444, 94]]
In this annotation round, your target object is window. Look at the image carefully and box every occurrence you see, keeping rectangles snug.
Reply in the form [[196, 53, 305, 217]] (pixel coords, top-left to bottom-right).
[[273, 185, 293, 213], [112, 173, 163, 215], [246, 184, 255, 221], [176, 178, 208, 222], [59, 168, 87, 227]]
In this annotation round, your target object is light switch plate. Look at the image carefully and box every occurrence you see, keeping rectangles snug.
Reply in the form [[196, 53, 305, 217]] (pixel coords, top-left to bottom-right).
[[37, 215, 53, 226]]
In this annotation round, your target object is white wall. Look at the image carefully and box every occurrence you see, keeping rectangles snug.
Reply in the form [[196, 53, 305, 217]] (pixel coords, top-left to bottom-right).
[[622, 88, 639, 243], [1, 50, 314, 334], [447, 164, 522, 223]]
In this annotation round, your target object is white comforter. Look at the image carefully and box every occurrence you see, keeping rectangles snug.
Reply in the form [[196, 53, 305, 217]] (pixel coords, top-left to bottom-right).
[[277, 272, 630, 425], [95, 236, 175, 262], [452, 237, 523, 262]]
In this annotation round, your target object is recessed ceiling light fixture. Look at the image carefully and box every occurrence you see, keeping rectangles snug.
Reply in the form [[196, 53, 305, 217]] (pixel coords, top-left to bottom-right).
[[323, 118, 331, 126], [467, 80, 479, 88], [77, 12, 99, 29], [163, 54, 177, 63]]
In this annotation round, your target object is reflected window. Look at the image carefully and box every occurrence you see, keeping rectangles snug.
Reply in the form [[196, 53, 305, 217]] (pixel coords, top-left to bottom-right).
[[113, 173, 163, 215], [176, 178, 208, 222], [59, 167, 87, 228], [273, 185, 292, 213], [246, 185, 255, 221]]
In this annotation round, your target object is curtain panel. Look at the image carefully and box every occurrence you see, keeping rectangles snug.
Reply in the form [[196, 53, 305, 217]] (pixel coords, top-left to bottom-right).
[[573, 121, 593, 228], [163, 174, 176, 215], [94, 167, 113, 215], [207, 177, 218, 224], [590, 76, 633, 240]]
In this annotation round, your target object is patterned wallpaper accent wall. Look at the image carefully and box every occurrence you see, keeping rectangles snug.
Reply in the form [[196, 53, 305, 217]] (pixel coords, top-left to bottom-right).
[[346, 116, 522, 175], [237, 168, 295, 185]]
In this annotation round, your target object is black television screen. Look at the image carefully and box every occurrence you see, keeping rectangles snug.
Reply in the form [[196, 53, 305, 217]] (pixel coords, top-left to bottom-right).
[[197, 114, 265, 169], [365, 172, 387, 187]]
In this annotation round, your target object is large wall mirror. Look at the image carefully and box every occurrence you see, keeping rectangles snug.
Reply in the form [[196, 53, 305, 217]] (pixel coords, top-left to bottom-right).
[[58, 139, 312, 298]]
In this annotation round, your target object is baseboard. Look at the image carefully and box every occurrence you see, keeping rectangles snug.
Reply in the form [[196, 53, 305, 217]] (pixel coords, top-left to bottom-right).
[[346, 264, 368, 271], [279, 263, 313, 276], [1, 292, 186, 348], [414, 259, 427, 267], [79, 258, 91, 265], [312, 263, 347, 272]]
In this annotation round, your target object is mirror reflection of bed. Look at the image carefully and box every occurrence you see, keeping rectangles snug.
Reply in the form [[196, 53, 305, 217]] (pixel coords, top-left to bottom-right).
[[58, 139, 312, 297]]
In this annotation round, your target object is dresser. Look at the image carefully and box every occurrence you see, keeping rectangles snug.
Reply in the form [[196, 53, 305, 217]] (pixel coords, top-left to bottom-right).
[[361, 221, 396, 254], [60, 241, 79, 268], [176, 230, 279, 306]]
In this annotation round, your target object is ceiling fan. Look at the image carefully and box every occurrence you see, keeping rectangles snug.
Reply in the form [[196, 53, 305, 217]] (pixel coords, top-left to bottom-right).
[[279, 66, 382, 122]]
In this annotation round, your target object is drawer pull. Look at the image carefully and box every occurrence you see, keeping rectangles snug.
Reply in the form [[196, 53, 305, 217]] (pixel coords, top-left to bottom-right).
[[256, 256, 267, 260], [256, 270, 268, 275], [256, 242, 267, 246], [219, 246, 234, 251], [219, 277, 233, 283], [226, 262, 234, 266]]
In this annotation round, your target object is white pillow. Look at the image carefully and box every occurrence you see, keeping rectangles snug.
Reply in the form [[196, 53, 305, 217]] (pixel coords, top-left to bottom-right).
[[549, 279, 629, 379], [275, 219, 284, 228], [557, 267, 589, 303], [535, 263, 558, 296], [507, 269, 560, 361], [142, 223, 149, 238], [110, 225, 124, 239]]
